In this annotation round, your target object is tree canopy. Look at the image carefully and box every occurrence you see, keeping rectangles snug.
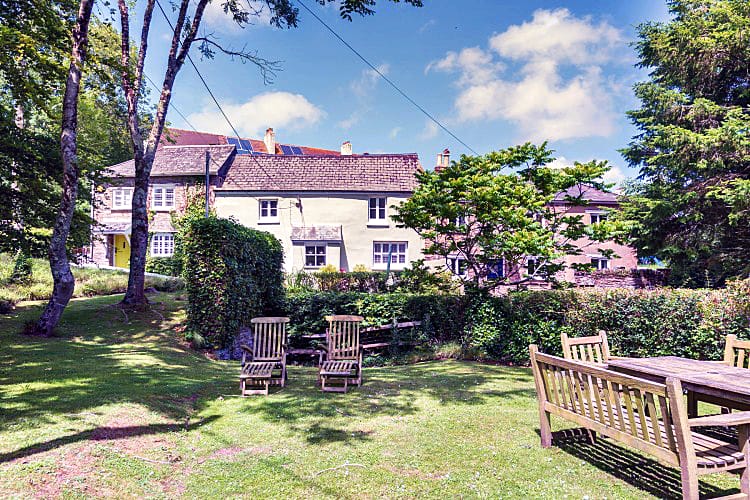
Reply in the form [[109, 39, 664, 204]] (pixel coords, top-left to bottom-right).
[[620, 0, 750, 286], [393, 144, 622, 291]]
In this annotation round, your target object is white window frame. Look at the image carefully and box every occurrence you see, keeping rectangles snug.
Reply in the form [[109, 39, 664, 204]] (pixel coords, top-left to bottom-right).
[[447, 256, 468, 277], [150, 233, 175, 257], [591, 257, 610, 270], [368, 197, 388, 225], [372, 241, 408, 270], [112, 187, 133, 209], [259, 199, 279, 223], [304, 244, 326, 268], [587, 211, 608, 224], [151, 185, 175, 211]]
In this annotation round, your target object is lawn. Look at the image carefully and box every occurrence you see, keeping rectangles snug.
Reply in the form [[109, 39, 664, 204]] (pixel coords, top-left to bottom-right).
[[0, 293, 740, 498]]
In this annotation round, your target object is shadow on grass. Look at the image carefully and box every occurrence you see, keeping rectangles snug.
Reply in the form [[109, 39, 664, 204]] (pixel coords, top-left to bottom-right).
[[552, 432, 738, 499], [0, 415, 220, 464], [0, 295, 233, 428]]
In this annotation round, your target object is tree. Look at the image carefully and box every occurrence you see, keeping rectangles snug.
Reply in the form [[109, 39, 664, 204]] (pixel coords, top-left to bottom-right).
[[34, 0, 96, 336], [117, 0, 422, 305], [620, 0, 750, 286], [392, 144, 622, 291]]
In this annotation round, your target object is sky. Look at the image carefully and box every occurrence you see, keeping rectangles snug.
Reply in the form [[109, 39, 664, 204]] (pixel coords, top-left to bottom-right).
[[135, 0, 671, 185]]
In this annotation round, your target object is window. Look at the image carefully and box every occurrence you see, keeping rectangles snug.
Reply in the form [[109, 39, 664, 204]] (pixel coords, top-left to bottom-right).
[[259, 199, 279, 222], [527, 257, 545, 279], [487, 260, 505, 280], [591, 257, 609, 270], [305, 245, 326, 268], [454, 214, 467, 227], [590, 213, 608, 224], [152, 186, 175, 210], [447, 257, 468, 277], [373, 242, 407, 269], [151, 233, 175, 257], [368, 197, 387, 223], [112, 187, 133, 209]]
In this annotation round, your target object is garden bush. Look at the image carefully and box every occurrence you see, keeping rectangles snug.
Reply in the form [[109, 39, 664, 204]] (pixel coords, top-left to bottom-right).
[[283, 280, 750, 365], [145, 256, 182, 277], [183, 217, 284, 348]]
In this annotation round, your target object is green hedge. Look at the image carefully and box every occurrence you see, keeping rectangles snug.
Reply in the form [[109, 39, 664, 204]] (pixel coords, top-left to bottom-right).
[[283, 291, 466, 346], [145, 256, 182, 277], [282, 280, 750, 364], [183, 217, 284, 348]]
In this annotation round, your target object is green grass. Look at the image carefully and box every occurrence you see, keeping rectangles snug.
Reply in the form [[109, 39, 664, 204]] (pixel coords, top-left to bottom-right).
[[0, 253, 183, 309], [0, 294, 741, 498]]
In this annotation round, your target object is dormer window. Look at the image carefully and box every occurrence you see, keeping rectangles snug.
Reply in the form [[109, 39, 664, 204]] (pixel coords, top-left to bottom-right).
[[152, 185, 175, 210], [259, 199, 279, 223], [112, 187, 133, 209], [368, 197, 387, 225]]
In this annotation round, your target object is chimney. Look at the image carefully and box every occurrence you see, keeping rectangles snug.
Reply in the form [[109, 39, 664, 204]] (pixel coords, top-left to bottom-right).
[[264, 127, 275, 154], [341, 141, 352, 155], [435, 148, 450, 171]]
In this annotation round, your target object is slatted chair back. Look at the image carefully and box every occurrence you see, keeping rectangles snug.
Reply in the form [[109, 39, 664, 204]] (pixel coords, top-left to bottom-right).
[[724, 334, 750, 369], [530, 345, 681, 465], [250, 317, 289, 361], [561, 330, 610, 364], [325, 315, 363, 360]]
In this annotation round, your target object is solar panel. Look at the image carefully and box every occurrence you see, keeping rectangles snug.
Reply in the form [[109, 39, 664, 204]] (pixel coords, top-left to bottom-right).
[[280, 144, 294, 155], [227, 137, 240, 148], [290, 146, 303, 155], [227, 137, 253, 155], [239, 139, 253, 152]]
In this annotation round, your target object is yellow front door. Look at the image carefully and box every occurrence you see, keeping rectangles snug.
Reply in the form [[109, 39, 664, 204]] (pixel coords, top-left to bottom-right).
[[114, 235, 131, 268]]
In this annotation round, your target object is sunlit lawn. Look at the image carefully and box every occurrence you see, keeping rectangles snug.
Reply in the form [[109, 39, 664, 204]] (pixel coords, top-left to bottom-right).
[[0, 293, 740, 498]]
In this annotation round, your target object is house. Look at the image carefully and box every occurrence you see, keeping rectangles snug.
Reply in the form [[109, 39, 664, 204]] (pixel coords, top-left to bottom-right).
[[90, 128, 424, 272], [212, 152, 424, 272], [429, 150, 642, 288]]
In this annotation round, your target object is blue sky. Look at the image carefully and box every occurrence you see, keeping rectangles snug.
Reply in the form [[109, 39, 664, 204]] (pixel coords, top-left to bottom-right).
[[140, 0, 670, 184]]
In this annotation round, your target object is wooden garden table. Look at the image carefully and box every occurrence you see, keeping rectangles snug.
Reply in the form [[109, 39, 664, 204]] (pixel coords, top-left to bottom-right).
[[608, 356, 750, 417]]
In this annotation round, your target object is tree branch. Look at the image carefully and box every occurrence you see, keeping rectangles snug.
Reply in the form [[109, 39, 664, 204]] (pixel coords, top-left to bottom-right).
[[192, 37, 281, 84]]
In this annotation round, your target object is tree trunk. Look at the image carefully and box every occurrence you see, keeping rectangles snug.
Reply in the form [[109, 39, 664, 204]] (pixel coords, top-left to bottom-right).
[[118, 0, 208, 306], [34, 0, 95, 336]]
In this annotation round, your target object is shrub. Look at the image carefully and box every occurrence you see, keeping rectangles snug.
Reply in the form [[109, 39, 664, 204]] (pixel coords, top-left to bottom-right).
[[145, 256, 182, 277], [10, 250, 32, 284], [183, 217, 284, 348]]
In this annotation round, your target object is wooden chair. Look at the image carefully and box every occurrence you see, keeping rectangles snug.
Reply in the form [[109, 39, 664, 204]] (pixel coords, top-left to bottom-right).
[[530, 345, 750, 500], [725, 334, 750, 369], [239, 317, 289, 396], [319, 315, 363, 393], [561, 330, 611, 364]]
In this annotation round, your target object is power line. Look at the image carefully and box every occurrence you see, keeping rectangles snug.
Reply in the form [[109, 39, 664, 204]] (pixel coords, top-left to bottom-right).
[[153, 0, 285, 189], [294, 0, 479, 155], [143, 73, 199, 132]]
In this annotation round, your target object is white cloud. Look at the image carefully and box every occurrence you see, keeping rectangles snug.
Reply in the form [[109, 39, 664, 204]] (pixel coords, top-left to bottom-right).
[[337, 64, 388, 130], [602, 164, 627, 188], [350, 64, 389, 97], [186, 91, 325, 137], [201, 0, 272, 33], [389, 126, 402, 139], [428, 9, 625, 142], [419, 120, 439, 140]]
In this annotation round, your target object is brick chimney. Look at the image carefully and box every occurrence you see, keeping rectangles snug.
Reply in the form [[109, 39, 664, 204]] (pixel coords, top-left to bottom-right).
[[264, 127, 275, 154], [435, 148, 450, 171], [341, 141, 352, 155]]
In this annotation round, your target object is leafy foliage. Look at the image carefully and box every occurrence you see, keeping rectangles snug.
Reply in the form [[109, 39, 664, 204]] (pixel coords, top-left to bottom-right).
[[393, 143, 623, 290], [182, 217, 284, 348], [620, 0, 750, 286]]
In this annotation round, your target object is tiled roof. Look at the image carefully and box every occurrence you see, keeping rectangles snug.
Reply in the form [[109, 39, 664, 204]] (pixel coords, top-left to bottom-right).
[[291, 225, 343, 242], [553, 186, 619, 205], [96, 222, 131, 234], [217, 154, 422, 192], [106, 145, 236, 178], [160, 128, 341, 155]]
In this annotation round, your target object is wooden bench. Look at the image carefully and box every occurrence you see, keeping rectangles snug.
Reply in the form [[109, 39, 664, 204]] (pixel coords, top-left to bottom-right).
[[530, 344, 750, 499]]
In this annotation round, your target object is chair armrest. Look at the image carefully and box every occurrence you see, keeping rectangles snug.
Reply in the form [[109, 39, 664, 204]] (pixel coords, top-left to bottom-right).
[[689, 411, 750, 428], [240, 344, 253, 354]]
